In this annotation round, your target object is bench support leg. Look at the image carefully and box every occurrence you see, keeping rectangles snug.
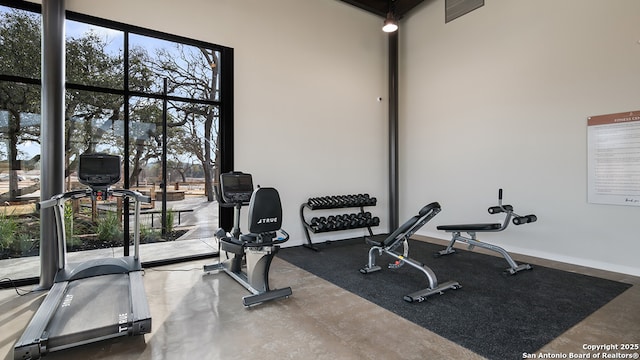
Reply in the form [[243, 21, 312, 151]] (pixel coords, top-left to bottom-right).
[[361, 246, 461, 302], [437, 232, 532, 275], [360, 246, 383, 274]]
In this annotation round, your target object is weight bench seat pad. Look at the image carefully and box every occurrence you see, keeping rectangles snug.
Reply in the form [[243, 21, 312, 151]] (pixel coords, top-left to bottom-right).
[[366, 202, 441, 248], [437, 223, 501, 232]]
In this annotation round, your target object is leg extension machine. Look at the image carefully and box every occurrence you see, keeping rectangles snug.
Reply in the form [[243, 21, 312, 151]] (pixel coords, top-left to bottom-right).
[[436, 189, 537, 275], [360, 202, 461, 303]]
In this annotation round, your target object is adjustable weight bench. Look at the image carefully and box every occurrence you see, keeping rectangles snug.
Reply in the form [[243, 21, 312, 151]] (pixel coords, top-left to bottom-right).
[[436, 189, 537, 275], [360, 202, 461, 303]]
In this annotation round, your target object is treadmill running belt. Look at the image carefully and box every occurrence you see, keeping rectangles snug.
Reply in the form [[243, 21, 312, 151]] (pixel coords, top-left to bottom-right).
[[46, 274, 132, 351]]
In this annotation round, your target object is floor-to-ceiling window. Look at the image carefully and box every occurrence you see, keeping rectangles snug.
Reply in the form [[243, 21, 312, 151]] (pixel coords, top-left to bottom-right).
[[0, 1, 233, 286]]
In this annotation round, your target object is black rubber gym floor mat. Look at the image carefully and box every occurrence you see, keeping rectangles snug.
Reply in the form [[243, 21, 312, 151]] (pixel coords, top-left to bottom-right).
[[278, 239, 632, 360]]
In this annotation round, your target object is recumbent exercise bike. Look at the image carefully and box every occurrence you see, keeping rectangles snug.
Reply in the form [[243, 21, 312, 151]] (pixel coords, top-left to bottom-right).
[[203, 171, 292, 306], [436, 189, 537, 275]]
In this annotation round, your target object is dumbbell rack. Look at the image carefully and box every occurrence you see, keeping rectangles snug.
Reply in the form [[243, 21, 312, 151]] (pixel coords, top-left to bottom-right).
[[300, 194, 379, 251]]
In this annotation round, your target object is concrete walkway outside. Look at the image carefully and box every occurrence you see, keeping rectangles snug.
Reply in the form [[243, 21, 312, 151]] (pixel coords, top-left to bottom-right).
[[0, 196, 220, 282]]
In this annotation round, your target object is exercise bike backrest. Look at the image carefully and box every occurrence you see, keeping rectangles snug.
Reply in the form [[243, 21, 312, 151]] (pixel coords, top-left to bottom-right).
[[247, 187, 283, 234], [238, 187, 289, 247]]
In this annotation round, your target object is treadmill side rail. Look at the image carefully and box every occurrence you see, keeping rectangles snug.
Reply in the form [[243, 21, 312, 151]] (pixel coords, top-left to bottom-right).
[[129, 271, 152, 335], [13, 271, 152, 360], [13, 281, 68, 360]]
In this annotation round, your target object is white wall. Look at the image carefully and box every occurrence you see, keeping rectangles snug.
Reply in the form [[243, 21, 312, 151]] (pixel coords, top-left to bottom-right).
[[61, 0, 640, 275], [401, 0, 640, 275], [64, 0, 390, 246]]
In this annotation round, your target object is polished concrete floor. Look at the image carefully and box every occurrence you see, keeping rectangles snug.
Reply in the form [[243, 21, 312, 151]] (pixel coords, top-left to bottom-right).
[[1, 237, 639, 360]]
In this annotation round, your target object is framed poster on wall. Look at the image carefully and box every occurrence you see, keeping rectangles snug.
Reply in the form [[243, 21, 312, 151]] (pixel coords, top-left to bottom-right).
[[587, 110, 640, 206]]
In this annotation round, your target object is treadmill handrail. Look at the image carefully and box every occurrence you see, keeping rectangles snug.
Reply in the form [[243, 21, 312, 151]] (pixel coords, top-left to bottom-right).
[[38, 189, 92, 210], [39, 188, 151, 209], [38, 187, 152, 268], [110, 189, 152, 204]]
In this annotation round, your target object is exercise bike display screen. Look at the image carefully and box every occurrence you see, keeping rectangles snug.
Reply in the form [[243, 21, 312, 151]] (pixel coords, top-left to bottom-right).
[[78, 153, 121, 187], [220, 172, 254, 203]]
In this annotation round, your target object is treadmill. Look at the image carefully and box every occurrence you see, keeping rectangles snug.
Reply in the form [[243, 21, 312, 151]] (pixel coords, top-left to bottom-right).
[[14, 153, 152, 360]]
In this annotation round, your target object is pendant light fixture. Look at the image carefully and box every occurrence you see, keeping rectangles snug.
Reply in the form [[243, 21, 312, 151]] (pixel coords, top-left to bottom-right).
[[382, 0, 398, 32]]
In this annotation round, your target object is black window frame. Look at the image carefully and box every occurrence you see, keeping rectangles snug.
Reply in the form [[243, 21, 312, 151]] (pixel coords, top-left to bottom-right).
[[0, 0, 235, 283]]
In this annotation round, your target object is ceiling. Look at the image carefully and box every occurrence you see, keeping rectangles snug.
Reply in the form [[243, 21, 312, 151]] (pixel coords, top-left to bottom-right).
[[339, 0, 426, 18]]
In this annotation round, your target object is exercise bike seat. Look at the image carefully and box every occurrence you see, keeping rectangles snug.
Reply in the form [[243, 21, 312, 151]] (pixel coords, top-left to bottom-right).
[[220, 236, 245, 255], [437, 223, 502, 232], [240, 233, 259, 242], [240, 232, 279, 246], [366, 202, 441, 247]]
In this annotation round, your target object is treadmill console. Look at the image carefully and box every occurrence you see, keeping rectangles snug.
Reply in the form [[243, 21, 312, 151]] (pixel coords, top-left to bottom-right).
[[78, 153, 121, 188], [220, 172, 253, 204]]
